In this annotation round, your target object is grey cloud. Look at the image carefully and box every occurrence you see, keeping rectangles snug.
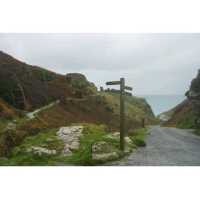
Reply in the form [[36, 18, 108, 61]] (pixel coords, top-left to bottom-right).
[[0, 33, 200, 95]]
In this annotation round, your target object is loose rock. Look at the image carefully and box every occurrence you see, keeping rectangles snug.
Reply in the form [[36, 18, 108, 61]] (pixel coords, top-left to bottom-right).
[[27, 146, 57, 156], [92, 152, 119, 162], [92, 141, 119, 162]]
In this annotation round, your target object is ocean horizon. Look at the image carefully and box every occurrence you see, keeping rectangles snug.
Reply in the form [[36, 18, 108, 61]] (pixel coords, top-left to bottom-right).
[[141, 95, 186, 116]]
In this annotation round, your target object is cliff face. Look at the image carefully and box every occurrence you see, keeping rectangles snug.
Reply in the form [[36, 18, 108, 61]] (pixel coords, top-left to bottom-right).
[[187, 69, 200, 128], [164, 70, 200, 129], [187, 69, 200, 99]]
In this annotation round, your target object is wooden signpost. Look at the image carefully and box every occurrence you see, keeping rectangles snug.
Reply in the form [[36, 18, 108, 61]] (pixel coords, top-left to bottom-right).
[[106, 78, 133, 151]]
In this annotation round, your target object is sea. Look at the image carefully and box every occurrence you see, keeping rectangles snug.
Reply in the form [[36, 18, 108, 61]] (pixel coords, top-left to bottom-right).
[[141, 95, 186, 116]]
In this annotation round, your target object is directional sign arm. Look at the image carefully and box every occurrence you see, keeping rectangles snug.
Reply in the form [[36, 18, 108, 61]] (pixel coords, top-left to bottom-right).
[[106, 81, 121, 86], [124, 86, 133, 91], [125, 91, 132, 96]]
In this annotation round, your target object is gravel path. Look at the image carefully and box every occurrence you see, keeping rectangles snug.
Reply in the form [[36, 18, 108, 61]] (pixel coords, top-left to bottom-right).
[[106, 126, 200, 166]]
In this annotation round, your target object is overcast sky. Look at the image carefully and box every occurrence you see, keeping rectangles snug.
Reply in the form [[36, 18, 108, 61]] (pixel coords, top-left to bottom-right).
[[0, 33, 199, 95]]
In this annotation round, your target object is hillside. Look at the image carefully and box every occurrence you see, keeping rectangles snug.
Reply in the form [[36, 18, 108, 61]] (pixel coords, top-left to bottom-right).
[[0, 97, 16, 119], [0, 51, 96, 111], [163, 70, 200, 130], [0, 51, 155, 161]]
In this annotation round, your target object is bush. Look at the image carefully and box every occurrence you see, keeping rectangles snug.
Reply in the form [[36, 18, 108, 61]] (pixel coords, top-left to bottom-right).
[[133, 138, 146, 147]]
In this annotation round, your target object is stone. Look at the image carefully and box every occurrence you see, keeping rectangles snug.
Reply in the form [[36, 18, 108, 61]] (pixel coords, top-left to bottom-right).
[[92, 141, 112, 153], [91, 141, 120, 162], [106, 132, 120, 140], [27, 146, 57, 156], [63, 144, 73, 156], [92, 152, 119, 162], [6, 122, 16, 130], [113, 132, 120, 137], [57, 126, 83, 155], [125, 136, 132, 145], [70, 141, 80, 151]]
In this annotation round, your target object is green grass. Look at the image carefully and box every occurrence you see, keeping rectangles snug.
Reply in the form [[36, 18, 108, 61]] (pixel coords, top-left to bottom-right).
[[0, 124, 121, 166], [0, 123, 138, 166], [0, 119, 11, 139], [62, 124, 121, 166], [129, 128, 148, 147], [99, 92, 155, 130], [0, 128, 64, 166], [0, 119, 9, 131], [177, 113, 197, 129]]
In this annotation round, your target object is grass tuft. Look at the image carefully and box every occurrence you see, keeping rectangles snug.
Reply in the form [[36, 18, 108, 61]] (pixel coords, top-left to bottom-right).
[[129, 128, 148, 147]]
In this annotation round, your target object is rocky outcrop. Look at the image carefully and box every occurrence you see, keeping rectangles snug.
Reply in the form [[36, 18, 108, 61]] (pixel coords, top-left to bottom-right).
[[187, 69, 200, 99], [66, 73, 97, 98], [164, 69, 200, 129], [57, 126, 83, 155], [91, 132, 134, 162], [27, 146, 57, 156], [92, 141, 119, 161]]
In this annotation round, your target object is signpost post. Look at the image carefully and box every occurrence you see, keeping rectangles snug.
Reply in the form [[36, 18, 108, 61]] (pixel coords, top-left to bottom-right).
[[106, 78, 132, 151]]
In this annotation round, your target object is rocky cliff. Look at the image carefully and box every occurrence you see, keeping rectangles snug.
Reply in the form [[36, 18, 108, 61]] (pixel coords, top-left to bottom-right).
[[164, 69, 200, 130]]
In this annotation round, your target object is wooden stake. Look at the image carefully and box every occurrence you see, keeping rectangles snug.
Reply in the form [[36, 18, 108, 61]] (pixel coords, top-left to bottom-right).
[[120, 78, 125, 151]]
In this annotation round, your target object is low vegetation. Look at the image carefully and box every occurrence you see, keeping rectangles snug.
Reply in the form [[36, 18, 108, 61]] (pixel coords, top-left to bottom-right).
[[0, 129, 64, 166], [129, 128, 148, 147], [0, 124, 149, 166]]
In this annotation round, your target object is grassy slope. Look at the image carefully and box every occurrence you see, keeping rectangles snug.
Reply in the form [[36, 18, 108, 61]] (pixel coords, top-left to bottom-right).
[[163, 100, 195, 127], [0, 124, 148, 166], [0, 98, 16, 119], [100, 92, 155, 127], [16, 91, 155, 134], [0, 51, 155, 163], [0, 88, 155, 159], [1, 129, 64, 166]]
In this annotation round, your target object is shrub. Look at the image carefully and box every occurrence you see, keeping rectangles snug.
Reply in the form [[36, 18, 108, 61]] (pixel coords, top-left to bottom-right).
[[133, 138, 146, 147]]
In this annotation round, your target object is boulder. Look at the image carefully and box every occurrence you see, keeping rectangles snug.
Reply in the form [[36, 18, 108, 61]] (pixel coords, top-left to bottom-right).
[[66, 73, 87, 83], [92, 152, 119, 162], [92, 141, 119, 162], [92, 141, 109, 153]]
